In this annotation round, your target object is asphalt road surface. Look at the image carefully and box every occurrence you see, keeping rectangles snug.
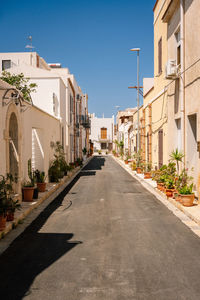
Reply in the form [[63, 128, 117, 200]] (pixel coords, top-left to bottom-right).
[[1, 156, 200, 300]]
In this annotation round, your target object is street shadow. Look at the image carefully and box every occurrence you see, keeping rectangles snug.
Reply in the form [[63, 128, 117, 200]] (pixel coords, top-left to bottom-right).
[[0, 232, 81, 299], [0, 156, 105, 298], [0, 168, 86, 298], [82, 156, 105, 171]]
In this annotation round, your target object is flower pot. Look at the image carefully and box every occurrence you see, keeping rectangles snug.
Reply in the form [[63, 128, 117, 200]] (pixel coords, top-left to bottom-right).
[[22, 187, 34, 202], [136, 167, 142, 174], [0, 214, 7, 231], [165, 189, 175, 198], [7, 211, 14, 222], [125, 160, 128, 164], [174, 193, 181, 202], [157, 182, 164, 191], [37, 182, 46, 193], [144, 172, 151, 179], [180, 194, 195, 207]]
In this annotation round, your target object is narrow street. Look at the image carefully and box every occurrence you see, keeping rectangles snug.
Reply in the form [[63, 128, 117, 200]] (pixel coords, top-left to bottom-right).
[[1, 156, 200, 300]]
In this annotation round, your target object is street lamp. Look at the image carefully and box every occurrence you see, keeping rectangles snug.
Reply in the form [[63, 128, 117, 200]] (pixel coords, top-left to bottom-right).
[[130, 48, 140, 152]]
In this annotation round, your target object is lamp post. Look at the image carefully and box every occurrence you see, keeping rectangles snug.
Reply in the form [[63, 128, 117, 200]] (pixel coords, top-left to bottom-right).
[[130, 48, 140, 152]]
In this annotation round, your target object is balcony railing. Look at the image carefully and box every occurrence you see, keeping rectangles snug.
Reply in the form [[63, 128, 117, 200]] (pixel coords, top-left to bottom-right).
[[80, 115, 90, 128], [98, 135, 112, 142]]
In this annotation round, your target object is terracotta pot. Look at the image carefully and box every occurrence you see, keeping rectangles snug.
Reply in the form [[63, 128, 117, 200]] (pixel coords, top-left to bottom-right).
[[157, 182, 164, 191], [144, 172, 151, 179], [0, 214, 7, 231], [125, 160, 128, 164], [136, 167, 142, 174], [23, 187, 34, 202], [180, 194, 195, 207], [165, 189, 175, 198], [175, 193, 181, 202], [7, 211, 14, 222], [37, 182, 46, 193]]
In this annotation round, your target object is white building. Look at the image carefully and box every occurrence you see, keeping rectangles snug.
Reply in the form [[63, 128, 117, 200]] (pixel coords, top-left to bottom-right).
[[0, 52, 90, 164], [0, 79, 60, 197], [90, 113, 114, 152]]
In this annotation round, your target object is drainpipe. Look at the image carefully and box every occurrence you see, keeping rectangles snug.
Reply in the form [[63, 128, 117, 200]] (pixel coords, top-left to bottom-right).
[[180, 0, 186, 166]]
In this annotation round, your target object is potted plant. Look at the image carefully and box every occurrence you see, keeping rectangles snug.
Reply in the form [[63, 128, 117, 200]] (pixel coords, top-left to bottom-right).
[[131, 160, 137, 171], [134, 150, 143, 173], [179, 184, 194, 207], [170, 148, 184, 175], [165, 177, 175, 198], [124, 151, 130, 164], [144, 162, 152, 179], [98, 150, 102, 155], [7, 198, 21, 221], [22, 181, 35, 202], [0, 174, 11, 230], [48, 161, 60, 182], [175, 168, 193, 204], [34, 170, 47, 192]]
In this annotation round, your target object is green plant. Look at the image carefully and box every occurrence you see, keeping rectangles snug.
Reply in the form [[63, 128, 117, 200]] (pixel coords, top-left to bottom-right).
[[133, 150, 143, 168], [165, 178, 175, 189], [76, 158, 83, 166], [0, 174, 16, 216], [23, 180, 34, 187], [131, 160, 137, 171], [175, 168, 193, 191], [144, 161, 152, 172], [1, 71, 37, 102], [7, 198, 21, 213], [34, 170, 46, 183], [49, 141, 68, 179], [170, 148, 184, 175], [179, 184, 193, 195], [82, 147, 87, 155], [28, 159, 35, 186]]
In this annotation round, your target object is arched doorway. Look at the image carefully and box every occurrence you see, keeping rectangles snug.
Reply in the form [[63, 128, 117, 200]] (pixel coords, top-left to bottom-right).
[[9, 112, 19, 182]]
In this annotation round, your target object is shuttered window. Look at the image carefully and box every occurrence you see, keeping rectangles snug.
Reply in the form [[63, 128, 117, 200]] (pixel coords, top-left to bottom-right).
[[101, 128, 107, 139], [158, 37, 162, 74]]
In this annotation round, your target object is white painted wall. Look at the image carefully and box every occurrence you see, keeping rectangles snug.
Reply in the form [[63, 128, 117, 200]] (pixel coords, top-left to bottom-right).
[[90, 114, 114, 151]]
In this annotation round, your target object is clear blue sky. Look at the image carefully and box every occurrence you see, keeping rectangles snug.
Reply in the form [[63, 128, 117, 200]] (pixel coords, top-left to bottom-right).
[[1, 0, 155, 117]]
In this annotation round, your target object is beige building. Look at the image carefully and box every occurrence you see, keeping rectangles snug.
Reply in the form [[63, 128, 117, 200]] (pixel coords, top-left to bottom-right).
[[0, 79, 60, 197], [161, 0, 200, 190]]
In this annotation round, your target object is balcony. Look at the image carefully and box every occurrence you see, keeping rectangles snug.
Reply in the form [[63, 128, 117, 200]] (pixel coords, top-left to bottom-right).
[[80, 115, 90, 128], [98, 134, 112, 143]]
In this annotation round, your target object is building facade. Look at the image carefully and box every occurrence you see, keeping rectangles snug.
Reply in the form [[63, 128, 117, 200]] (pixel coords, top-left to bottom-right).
[[89, 114, 114, 152]]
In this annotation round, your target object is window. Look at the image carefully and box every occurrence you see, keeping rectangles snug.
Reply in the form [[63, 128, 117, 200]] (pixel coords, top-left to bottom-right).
[[158, 38, 162, 74], [2, 60, 11, 71], [101, 128, 107, 139], [70, 94, 73, 124], [175, 29, 181, 66], [53, 93, 58, 116]]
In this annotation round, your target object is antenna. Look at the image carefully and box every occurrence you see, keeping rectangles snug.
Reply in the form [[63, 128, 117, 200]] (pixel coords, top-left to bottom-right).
[[25, 36, 35, 52]]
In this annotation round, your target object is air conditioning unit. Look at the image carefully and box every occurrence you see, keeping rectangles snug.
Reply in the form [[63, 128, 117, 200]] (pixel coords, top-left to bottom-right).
[[165, 60, 178, 79]]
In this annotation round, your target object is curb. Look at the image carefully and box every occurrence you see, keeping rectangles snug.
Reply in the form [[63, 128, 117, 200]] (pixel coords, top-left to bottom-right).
[[112, 155, 200, 228], [0, 156, 93, 253]]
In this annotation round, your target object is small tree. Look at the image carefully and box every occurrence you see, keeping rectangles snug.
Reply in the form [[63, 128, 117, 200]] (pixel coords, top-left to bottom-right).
[[169, 149, 184, 175], [1, 71, 37, 102]]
